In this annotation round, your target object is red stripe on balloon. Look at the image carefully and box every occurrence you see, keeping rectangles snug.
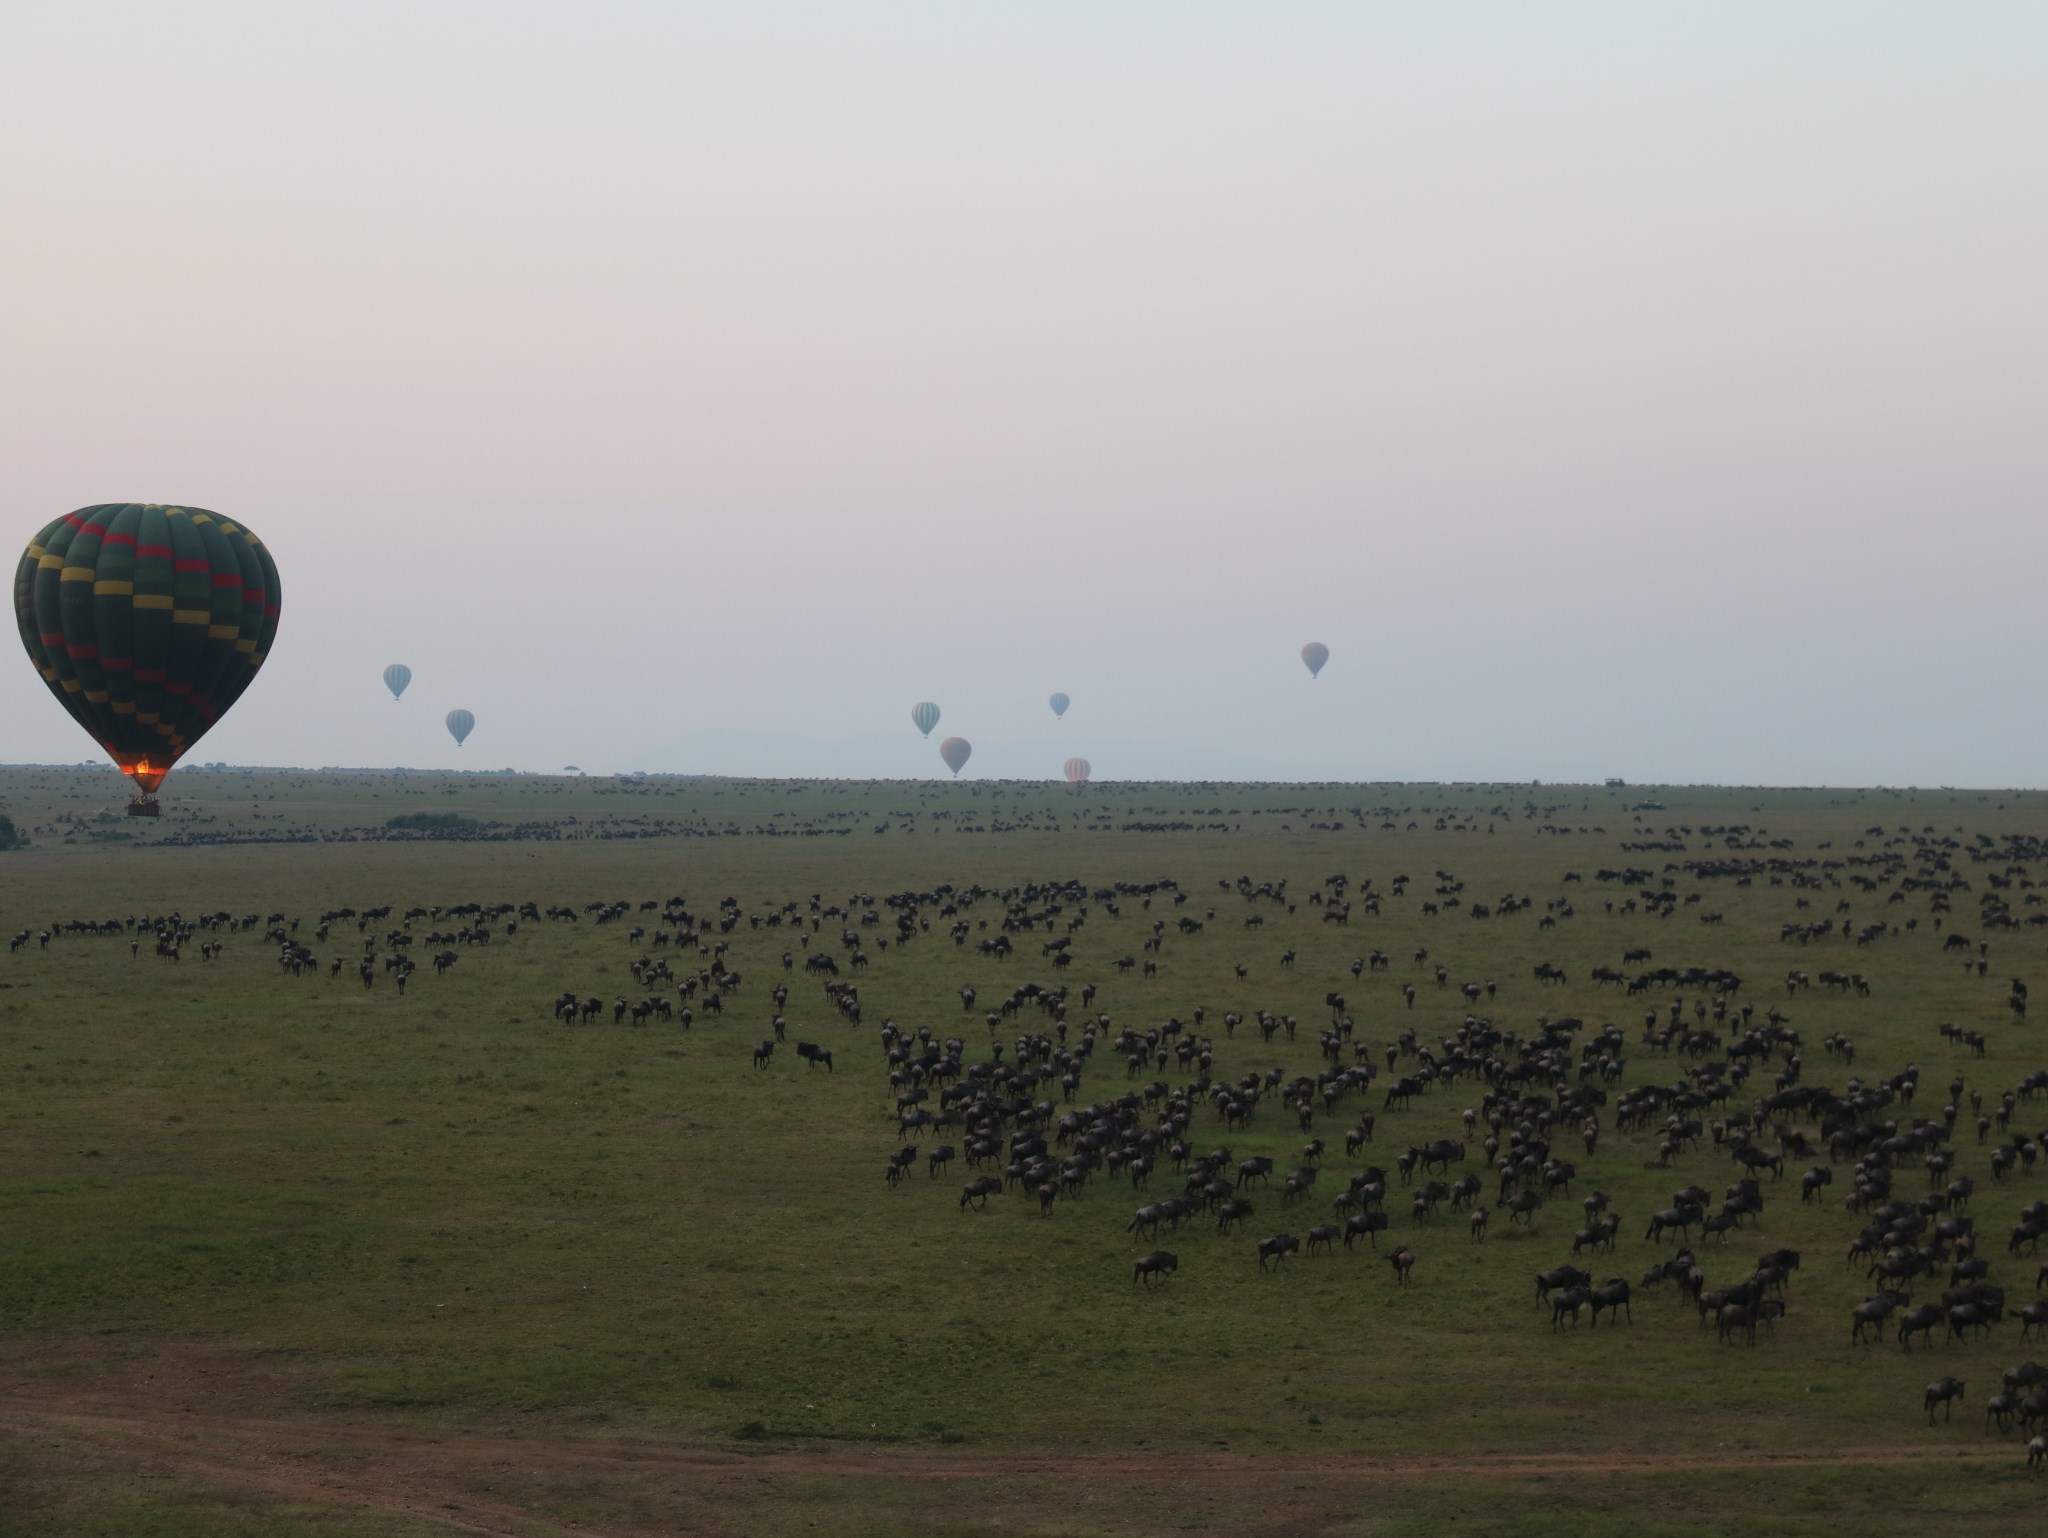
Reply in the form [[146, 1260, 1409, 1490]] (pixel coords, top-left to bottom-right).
[[136, 544, 173, 559], [173, 559, 210, 574]]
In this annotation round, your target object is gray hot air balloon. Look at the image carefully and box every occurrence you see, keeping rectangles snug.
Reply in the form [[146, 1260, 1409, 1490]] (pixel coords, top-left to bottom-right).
[[1301, 641, 1330, 679], [1049, 692, 1070, 719], [938, 736, 971, 776], [911, 701, 941, 738], [1063, 756, 1090, 785], [383, 663, 412, 700], [446, 709, 475, 746]]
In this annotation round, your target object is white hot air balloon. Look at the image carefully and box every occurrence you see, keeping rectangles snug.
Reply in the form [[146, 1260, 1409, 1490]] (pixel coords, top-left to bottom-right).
[[1063, 756, 1090, 786], [383, 663, 412, 700], [938, 736, 971, 776], [1049, 692, 1070, 719], [446, 709, 475, 746], [1301, 641, 1330, 679], [911, 701, 941, 738]]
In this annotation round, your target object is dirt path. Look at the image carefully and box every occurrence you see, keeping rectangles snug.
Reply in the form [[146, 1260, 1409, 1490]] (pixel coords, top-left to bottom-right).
[[0, 1347, 2023, 1538]]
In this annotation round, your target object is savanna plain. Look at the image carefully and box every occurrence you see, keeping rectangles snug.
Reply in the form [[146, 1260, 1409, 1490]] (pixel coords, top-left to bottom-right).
[[3, 768, 2045, 1537]]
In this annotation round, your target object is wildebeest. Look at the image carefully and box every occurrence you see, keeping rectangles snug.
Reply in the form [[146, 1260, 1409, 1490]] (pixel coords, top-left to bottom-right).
[[1898, 1304, 1945, 1349], [1343, 1211, 1389, 1250], [1388, 1246, 1416, 1284], [1257, 1233, 1301, 1270], [752, 1039, 775, 1069], [794, 1041, 833, 1071], [1133, 1250, 1178, 1287], [1924, 1376, 1966, 1423], [959, 1176, 1002, 1210]]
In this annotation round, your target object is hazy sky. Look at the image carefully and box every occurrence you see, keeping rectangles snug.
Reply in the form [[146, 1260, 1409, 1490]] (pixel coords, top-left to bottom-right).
[[3, 4, 2043, 785]]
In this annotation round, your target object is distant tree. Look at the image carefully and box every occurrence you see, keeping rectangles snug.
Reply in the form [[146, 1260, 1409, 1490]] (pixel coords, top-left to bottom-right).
[[0, 814, 19, 850]]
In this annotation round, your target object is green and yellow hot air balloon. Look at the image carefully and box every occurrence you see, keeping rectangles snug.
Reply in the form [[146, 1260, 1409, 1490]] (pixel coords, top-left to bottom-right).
[[13, 504, 281, 811]]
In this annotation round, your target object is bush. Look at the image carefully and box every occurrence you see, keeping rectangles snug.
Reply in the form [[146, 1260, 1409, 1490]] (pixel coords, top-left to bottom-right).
[[0, 814, 18, 850]]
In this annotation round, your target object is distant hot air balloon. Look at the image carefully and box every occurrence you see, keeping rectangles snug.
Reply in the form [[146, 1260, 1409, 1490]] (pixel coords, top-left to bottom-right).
[[1301, 641, 1330, 679], [1049, 692, 1070, 719], [938, 736, 971, 776], [1063, 756, 1091, 786], [14, 503, 281, 811], [911, 701, 941, 738], [383, 663, 412, 700], [446, 709, 475, 746]]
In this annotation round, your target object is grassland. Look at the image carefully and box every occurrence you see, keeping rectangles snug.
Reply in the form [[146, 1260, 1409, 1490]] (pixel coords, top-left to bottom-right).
[[2, 767, 2046, 1536]]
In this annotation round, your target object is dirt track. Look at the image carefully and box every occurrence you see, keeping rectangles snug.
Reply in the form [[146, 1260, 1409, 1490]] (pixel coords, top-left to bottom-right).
[[0, 1346, 2025, 1538]]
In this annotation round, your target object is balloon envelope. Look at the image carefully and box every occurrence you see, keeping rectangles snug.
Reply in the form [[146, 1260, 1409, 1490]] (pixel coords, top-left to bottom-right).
[[1049, 692, 1070, 718], [1063, 756, 1090, 784], [911, 701, 941, 737], [446, 709, 475, 746], [14, 503, 281, 796], [383, 663, 412, 700], [938, 736, 971, 776], [1301, 641, 1330, 678]]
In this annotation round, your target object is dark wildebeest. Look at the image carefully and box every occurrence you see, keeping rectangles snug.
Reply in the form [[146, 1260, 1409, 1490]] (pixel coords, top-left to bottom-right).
[[1307, 1224, 1340, 1255], [1257, 1233, 1301, 1270], [1389, 1246, 1416, 1284], [1898, 1304, 1945, 1349], [1924, 1377, 1966, 1423], [959, 1176, 1002, 1210], [1344, 1211, 1389, 1250], [1589, 1278, 1632, 1327], [795, 1041, 833, 1071], [1133, 1250, 1178, 1287], [752, 1039, 775, 1069]]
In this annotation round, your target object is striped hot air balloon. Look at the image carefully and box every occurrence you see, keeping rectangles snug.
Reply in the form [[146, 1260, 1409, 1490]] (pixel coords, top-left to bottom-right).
[[1301, 641, 1329, 679], [14, 504, 281, 807], [1049, 692, 1070, 719], [446, 709, 475, 746], [911, 701, 941, 737], [1063, 756, 1090, 786], [383, 663, 412, 700], [938, 736, 971, 776]]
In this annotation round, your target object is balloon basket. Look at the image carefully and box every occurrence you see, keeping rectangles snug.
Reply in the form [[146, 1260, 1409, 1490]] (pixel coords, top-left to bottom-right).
[[126, 798, 160, 818]]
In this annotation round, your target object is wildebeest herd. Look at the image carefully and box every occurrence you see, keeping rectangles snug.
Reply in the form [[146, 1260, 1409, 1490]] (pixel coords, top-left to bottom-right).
[[15, 791, 2048, 1479]]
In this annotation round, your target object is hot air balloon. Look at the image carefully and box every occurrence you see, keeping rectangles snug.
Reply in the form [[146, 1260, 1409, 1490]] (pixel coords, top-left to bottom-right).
[[14, 504, 281, 813], [383, 663, 412, 700], [1049, 692, 1070, 719], [446, 709, 475, 746], [1301, 641, 1329, 679], [911, 701, 941, 737], [938, 736, 971, 776], [1063, 756, 1091, 786]]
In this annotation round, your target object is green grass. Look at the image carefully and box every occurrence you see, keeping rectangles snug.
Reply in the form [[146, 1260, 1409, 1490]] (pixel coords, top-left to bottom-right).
[[3, 768, 2047, 1533]]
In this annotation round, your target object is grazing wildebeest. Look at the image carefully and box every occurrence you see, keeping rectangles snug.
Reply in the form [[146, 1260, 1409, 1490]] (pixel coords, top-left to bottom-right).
[[1551, 1286, 1591, 1329], [1344, 1211, 1389, 1250], [1388, 1246, 1416, 1284], [1536, 1266, 1592, 1302], [1898, 1304, 1945, 1350], [1133, 1250, 1178, 1287], [1257, 1233, 1300, 1270], [1589, 1278, 1632, 1327], [1851, 1296, 1897, 1344], [1924, 1377, 1966, 1423]]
